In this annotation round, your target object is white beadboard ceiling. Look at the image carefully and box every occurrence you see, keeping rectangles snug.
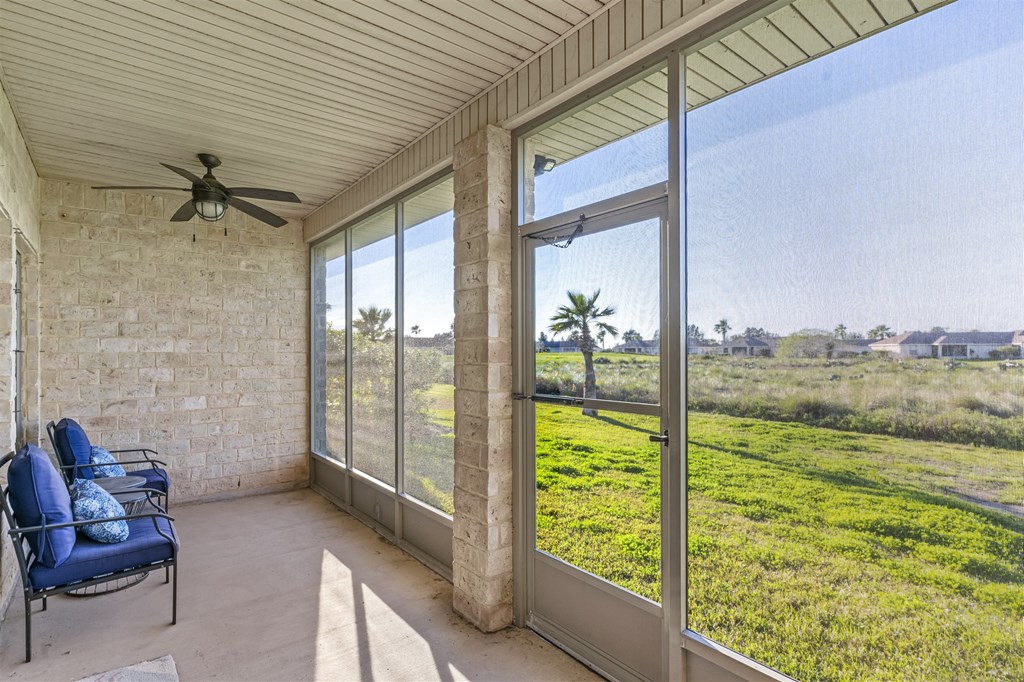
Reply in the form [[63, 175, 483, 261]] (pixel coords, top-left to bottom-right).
[[0, 0, 616, 218]]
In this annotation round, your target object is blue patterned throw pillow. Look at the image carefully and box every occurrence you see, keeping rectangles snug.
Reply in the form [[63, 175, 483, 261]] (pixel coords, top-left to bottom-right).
[[70, 479, 130, 543], [90, 446, 126, 478]]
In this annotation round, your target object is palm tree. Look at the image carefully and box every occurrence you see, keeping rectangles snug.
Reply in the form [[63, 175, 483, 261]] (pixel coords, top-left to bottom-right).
[[714, 318, 731, 344], [834, 324, 847, 340], [622, 329, 642, 343], [549, 290, 618, 417], [868, 324, 894, 339], [354, 305, 393, 342]]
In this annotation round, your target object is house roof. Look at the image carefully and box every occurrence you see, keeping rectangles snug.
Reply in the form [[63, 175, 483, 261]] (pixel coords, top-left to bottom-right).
[[723, 336, 770, 348], [873, 332, 940, 346], [838, 338, 878, 347], [935, 332, 1020, 345], [871, 331, 1024, 348]]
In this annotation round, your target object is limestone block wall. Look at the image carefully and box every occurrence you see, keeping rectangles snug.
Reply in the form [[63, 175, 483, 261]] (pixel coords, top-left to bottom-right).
[[38, 181, 309, 501], [451, 125, 514, 631], [0, 78, 41, 618]]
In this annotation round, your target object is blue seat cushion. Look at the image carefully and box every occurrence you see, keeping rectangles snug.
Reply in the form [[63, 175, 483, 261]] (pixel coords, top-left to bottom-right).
[[29, 516, 176, 590], [90, 446, 127, 478], [135, 467, 170, 495], [7, 444, 76, 568], [53, 418, 94, 480], [70, 479, 129, 543]]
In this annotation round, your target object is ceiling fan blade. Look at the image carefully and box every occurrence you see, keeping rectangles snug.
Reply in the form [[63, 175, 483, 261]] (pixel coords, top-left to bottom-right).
[[169, 200, 196, 222], [160, 163, 210, 189], [90, 186, 189, 190], [227, 187, 300, 202], [228, 196, 288, 228]]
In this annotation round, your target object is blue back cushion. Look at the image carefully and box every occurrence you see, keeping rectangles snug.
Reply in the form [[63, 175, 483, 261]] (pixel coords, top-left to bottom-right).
[[7, 444, 76, 568], [90, 446, 127, 478], [54, 418, 94, 480], [70, 479, 129, 543]]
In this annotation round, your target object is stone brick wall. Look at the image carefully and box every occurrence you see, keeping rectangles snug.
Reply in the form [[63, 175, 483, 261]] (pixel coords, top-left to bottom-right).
[[38, 181, 309, 502], [1, 79, 41, 617], [451, 125, 514, 632], [0, 81, 40, 248]]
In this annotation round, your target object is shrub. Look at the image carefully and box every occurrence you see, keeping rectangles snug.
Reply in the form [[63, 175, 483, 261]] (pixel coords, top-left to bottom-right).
[[989, 345, 1022, 360]]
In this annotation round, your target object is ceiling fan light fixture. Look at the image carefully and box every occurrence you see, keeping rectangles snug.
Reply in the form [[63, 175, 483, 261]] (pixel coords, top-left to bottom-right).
[[193, 194, 227, 222], [92, 153, 299, 229]]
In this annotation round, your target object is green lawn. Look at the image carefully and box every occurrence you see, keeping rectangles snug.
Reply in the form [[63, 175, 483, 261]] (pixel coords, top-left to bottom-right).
[[536, 404, 1024, 682], [405, 382, 455, 514], [536, 403, 662, 599]]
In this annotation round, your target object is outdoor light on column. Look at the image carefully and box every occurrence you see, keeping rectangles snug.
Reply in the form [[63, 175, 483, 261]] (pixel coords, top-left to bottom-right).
[[533, 154, 556, 176], [192, 190, 227, 221]]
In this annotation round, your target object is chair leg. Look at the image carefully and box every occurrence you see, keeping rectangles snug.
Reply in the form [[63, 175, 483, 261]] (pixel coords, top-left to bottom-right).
[[171, 565, 177, 625], [24, 595, 31, 663], [41, 596, 47, 611], [165, 566, 170, 584]]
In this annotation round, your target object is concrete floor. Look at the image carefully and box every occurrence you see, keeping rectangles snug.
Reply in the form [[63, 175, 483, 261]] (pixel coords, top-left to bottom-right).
[[0, 490, 598, 681]]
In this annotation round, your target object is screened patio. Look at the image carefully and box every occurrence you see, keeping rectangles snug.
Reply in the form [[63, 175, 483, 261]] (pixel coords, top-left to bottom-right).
[[1, 0, 1020, 681]]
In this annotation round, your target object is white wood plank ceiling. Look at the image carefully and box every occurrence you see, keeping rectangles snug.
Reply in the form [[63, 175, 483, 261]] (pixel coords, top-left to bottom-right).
[[0, 0, 615, 218], [530, 0, 951, 165]]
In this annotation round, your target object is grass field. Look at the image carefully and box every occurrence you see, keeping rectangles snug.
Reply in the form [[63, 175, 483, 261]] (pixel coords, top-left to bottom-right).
[[533, 351, 1023, 682], [536, 351, 659, 403], [689, 354, 1024, 450], [405, 382, 455, 514]]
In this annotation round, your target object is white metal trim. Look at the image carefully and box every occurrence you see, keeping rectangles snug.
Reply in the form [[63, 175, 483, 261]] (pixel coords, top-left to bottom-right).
[[683, 631, 798, 682], [518, 182, 668, 236], [663, 46, 685, 682], [534, 550, 662, 616], [529, 612, 648, 682]]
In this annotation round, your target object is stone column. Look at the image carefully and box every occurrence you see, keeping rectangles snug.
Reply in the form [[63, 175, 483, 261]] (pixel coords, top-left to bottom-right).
[[451, 125, 514, 632]]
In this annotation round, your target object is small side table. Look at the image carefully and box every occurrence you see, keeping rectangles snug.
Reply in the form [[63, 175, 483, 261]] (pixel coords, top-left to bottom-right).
[[95, 475, 149, 514]]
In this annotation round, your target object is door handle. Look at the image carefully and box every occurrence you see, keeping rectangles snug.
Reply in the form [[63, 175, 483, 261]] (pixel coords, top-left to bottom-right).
[[649, 431, 669, 446], [513, 393, 585, 406]]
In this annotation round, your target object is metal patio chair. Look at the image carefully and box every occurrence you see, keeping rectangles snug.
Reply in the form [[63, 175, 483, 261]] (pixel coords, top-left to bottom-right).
[[1, 446, 178, 662], [47, 418, 172, 509]]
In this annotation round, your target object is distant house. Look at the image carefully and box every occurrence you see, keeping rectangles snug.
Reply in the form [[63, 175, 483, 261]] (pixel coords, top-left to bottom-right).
[[834, 338, 878, 356], [720, 336, 771, 357], [870, 331, 1024, 359], [614, 339, 659, 355], [687, 337, 716, 355], [538, 339, 580, 353]]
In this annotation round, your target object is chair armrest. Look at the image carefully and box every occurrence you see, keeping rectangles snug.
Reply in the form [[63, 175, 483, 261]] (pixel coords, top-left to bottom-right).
[[108, 448, 159, 456], [60, 459, 168, 471], [8, 511, 175, 535], [108, 448, 160, 465]]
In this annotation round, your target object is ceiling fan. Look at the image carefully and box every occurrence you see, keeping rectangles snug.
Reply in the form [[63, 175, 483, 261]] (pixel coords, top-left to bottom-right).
[[92, 153, 300, 228]]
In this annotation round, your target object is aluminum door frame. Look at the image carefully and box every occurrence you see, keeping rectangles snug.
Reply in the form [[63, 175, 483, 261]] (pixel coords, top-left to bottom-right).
[[517, 193, 675, 682]]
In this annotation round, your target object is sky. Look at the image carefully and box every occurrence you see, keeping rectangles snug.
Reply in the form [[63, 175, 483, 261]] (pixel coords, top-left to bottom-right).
[[534, 0, 1023, 342], [325, 0, 1023, 344], [325, 210, 455, 336]]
